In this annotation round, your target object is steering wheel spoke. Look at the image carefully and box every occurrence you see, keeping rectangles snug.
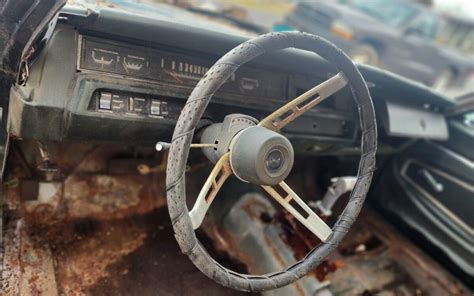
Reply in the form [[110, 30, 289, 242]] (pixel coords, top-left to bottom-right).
[[189, 153, 232, 229], [259, 72, 348, 131], [261, 181, 332, 242]]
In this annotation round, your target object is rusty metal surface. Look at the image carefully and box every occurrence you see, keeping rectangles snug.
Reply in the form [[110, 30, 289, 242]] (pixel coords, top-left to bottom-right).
[[1, 218, 58, 296], [218, 193, 331, 296], [1, 140, 470, 295], [215, 192, 470, 296], [1, 141, 251, 295], [4, 141, 167, 223], [278, 207, 470, 295], [2, 208, 253, 296]]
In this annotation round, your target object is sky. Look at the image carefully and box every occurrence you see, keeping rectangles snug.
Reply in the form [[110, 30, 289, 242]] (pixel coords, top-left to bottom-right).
[[434, 0, 474, 20]]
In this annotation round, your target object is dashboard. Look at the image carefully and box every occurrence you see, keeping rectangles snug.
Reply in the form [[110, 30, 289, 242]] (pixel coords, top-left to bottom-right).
[[80, 36, 287, 103], [6, 8, 454, 154], [80, 35, 287, 122]]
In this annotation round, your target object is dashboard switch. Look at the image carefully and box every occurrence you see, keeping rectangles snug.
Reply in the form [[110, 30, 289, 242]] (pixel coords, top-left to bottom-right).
[[161, 102, 168, 116], [92, 91, 181, 120], [99, 92, 112, 110], [111, 94, 125, 111], [133, 97, 146, 113], [150, 100, 161, 116]]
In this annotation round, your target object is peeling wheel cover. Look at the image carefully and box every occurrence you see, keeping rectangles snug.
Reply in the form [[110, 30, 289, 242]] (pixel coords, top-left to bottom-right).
[[166, 32, 377, 292]]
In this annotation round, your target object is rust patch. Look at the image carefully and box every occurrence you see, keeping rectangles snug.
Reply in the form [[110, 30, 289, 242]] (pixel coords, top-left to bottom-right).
[[60, 174, 166, 221], [4, 141, 168, 224], [19, 222, 59, 296], [275, 206, 470, 295], [2, 218, 59, 296], [199, 218, 252, 274], [2, 219, 22, 295], [3, 207, 251, 295], [28, 215, 147, 294], [275, 211, 320, 260], [240, 197, 274, 221], [262, 236, 306, 296], [16, 173, 166, 224], [314, 260, 344, 282], [275, 211, 343, 283]]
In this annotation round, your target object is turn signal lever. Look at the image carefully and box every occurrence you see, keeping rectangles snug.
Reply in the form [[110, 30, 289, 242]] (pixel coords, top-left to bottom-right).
[[155, 141, 216, 151], [138, 142, 216, 175]]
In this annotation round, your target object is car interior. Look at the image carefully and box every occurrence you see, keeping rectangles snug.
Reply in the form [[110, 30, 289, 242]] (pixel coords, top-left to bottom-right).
[[0, 1, 472, 295]]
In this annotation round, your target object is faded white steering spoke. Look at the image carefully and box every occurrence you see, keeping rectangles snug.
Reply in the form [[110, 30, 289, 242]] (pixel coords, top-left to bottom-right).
[[189, 153, 232, 229], [259, 72, 348, 131], [261, 181, 332, 241]]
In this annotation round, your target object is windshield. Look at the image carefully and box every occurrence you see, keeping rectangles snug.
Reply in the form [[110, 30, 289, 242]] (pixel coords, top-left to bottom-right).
[[346, 0, 419, 26]]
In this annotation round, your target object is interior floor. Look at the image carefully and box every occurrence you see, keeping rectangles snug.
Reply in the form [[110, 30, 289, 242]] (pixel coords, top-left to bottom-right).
[[0, 141, 470, 295], [2, 203, 468, 296], [2, 207, 249, 296]]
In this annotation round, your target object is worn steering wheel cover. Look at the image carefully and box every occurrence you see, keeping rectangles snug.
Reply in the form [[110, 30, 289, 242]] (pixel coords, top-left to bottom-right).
[[166, 32, 377, 292]]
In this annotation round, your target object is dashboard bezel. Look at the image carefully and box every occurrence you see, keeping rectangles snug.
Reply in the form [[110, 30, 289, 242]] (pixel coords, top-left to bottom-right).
[[76, 35, 288, 105], [69, 33, 359, 147], [8, 18, 454, 152]]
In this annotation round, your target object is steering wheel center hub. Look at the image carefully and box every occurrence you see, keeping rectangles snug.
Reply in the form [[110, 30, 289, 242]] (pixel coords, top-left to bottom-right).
[[229, 126, 294, 185], [265, 149, 284, 172]]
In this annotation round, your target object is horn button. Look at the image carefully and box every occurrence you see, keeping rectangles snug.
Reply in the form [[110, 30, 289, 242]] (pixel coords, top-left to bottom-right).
[[200, 114, 294, 186], [265, 149, 284, 173], [230, 126, 294, 185]]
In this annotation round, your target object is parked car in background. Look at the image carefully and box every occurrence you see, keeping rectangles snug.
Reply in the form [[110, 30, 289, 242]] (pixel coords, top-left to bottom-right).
[[437, 14, 474, 97], [279, 0, 474, 97]]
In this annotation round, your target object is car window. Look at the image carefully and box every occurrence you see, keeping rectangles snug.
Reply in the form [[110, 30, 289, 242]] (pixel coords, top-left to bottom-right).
[[437, 18, 474, 57], [461, 31, 474, 57], [461, 111, 474, 129], [408, 13, 439, 39]]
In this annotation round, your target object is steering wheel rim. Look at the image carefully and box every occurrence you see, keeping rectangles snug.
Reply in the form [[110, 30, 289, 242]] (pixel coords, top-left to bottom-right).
[[166, 31, 377, 292]]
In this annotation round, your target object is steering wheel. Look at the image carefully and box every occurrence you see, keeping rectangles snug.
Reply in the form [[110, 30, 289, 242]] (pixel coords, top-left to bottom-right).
[[166, 32, 377, 292]]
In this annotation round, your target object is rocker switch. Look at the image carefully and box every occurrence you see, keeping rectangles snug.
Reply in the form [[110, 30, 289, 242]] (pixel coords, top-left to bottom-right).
[[150, 100, 161, 116], [99, 92, 112, 110]]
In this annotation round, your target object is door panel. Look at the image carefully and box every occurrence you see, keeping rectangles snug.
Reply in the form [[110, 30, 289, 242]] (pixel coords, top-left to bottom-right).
[[372, 114, 474, 278], [402, 160, 473, 228]]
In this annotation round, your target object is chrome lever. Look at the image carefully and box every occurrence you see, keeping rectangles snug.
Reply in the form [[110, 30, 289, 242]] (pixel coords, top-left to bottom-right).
[[155, 141, 216, 151], [420, 169, 444, 193]]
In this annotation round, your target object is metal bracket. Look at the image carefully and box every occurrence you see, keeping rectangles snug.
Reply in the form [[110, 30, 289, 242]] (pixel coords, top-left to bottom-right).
[[310, 176, 357, 217]]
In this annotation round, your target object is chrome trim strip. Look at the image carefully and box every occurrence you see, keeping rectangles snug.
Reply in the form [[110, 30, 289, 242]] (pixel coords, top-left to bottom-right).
[[401, 159, 473, 235], [430, 142, 474, 170]]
